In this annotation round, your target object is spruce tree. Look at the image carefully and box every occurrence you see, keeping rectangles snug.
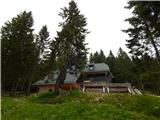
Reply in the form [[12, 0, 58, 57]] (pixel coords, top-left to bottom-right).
[[99, 49, 106, 63], [54, 1, 89, 95], [91, 50, 106, 63], [114, 48, 135, 83], [123, 1, 160, 61], [105, 50, 116, 76], [123, 1, 160, 94], [33, 25, 52, 85], [92, 51, 99, 63], [36, 25, 50, 62], [89, 53, 93, 63], [1, 11, 35, 96]]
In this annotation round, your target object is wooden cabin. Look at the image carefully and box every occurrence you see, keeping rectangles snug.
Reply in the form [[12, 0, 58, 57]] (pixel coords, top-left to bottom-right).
[[77, 63, 113, 92], [33, 63, 135, 94], [33, 63, 113, 92], [77, 63, 134, 93], [78, 63, 113, 83]]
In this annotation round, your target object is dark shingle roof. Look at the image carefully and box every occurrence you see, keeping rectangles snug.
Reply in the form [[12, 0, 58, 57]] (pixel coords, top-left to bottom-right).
[[82, 63, 110, 72], [33, 63, 111, 85], [33, 71, 80, 85]]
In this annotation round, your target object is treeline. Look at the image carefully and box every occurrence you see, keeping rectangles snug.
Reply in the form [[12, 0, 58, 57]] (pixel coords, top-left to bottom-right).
[[90, 48, 133, 83], [89, 48, 160, 94]]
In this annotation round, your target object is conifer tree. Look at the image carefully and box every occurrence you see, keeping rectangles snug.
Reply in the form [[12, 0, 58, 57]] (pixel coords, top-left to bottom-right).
[[114, 48, 135, 83], [99, 49, 106, 62], [33, 25, 51, 84], [54, 1, 89, 95], [37, 25, 50, 62], [91, 50, 106, 63], [123, 1, 160, 61], [89, 53, 93, 63], [123, 1, 160, 94], [1, 11, 36, 96], [92, 51, 99, 63], [105, 50, 116, 76]]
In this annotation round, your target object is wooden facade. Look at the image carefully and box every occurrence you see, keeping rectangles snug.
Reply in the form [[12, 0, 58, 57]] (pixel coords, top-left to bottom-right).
[[37, 84, 55, 93], [36, 83, 80, 92], [82, 82, 135, 94], [33, 63, 136, 94]]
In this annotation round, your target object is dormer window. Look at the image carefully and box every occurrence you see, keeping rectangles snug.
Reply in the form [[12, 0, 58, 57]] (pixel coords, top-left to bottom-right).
[[89, 66, 93, 70], [88, 64, 94, 70]]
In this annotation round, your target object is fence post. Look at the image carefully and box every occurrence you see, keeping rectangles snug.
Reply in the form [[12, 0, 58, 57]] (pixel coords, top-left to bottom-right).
[[82, 86, 85, 92], [107, 87, 110, 93], [102, 86, 105, 93]]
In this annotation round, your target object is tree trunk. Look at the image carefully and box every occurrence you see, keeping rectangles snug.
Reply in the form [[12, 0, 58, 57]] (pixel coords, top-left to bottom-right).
[[18, 80, 25, 96], [26, 81, 32, 96], [149, 34, 160, 61], [54, 66, 67, 96], [145, 22, 160, 61], [26, 62, 37, 96], [9, 82, 18, 96]]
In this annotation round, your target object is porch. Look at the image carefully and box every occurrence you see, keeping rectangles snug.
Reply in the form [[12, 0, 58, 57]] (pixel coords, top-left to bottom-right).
[[82, 82, 135, 94]]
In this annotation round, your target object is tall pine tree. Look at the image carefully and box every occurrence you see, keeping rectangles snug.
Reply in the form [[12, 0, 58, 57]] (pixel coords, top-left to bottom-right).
[[54, 1, 89, 95], [105, 50, 116, 77], [36, 25, 50, 62], [123, 1, 160, 94], [123, 1, 160, 61], [114, 48, 135, 83], [1, 11, 36, 96], [91, 50, 106, 63], [33, 25, 52, 84]]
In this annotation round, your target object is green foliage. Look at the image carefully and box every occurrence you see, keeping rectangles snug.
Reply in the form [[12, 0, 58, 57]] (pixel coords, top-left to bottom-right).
[[114, 48, 136, 83], [89, 48, 137, 84], [131, 55, 160, 94], [140, 70, 160, 94], [1, 11, 36, 95], [123, 1, 160, 60], [105, 50, 116, 74], [123, 1, 160, 94], [36, 25, 50, 62], [1, 11, 54, 95], [33, 25, 53, 82], [2, 92, 160, 120], [55, 1, 89, 69], [52, 1, 89, 95], [90, 50, 106, 63]]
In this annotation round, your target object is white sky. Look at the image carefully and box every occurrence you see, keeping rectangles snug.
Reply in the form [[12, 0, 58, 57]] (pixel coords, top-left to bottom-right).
[[0, 0, 132, 56]]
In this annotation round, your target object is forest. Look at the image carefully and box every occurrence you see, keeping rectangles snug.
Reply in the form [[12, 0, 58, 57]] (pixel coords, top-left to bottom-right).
[[1, 1, 160, 96]]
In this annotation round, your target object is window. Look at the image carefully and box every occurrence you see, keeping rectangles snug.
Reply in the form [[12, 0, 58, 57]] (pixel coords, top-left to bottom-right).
[[88, 64, 94, 70], [89, 66, 93, 70], [49, 89, 53, 92]]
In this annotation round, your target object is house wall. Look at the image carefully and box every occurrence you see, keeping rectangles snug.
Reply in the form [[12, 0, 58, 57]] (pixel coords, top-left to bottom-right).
[[60, 83, 80, 90], [37, 83, 80, 92], [37, 84, 55, 93], [78, 72, 112, 83]]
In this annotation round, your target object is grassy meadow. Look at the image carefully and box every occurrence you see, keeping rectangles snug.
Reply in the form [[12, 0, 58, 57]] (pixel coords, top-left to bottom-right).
[[1, 91, 160, 120]]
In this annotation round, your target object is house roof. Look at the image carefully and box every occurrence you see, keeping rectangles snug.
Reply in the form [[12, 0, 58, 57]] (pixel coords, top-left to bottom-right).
[[82, 63, 110, 73], [33, 71, 80, 86], [33, 63, 112, 86]]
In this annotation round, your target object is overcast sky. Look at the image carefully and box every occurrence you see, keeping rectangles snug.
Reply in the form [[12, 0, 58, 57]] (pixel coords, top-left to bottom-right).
[[0, 0, 132, 56]]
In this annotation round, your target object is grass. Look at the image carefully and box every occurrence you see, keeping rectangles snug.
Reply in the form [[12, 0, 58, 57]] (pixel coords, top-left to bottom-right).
[[2, 90, 160, 120]]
